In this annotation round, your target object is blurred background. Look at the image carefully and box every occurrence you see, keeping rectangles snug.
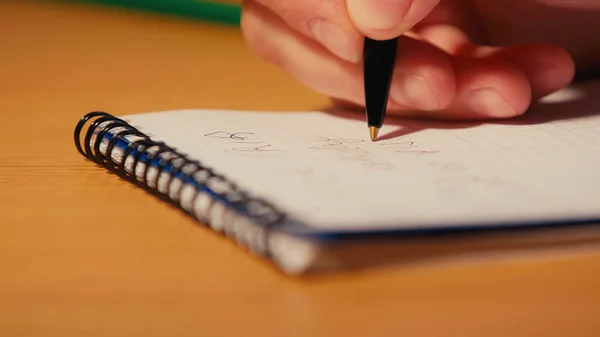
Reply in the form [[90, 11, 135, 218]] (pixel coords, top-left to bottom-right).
[[61, 0, 244, 25], [0, 0, 328, 117]]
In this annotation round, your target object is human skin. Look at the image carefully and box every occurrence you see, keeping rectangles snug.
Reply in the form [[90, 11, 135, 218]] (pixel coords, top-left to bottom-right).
[[239, 0, 600, 120]]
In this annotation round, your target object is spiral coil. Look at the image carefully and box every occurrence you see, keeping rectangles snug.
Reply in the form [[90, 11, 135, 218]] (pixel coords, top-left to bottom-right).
[[74, 111, 287, 257]]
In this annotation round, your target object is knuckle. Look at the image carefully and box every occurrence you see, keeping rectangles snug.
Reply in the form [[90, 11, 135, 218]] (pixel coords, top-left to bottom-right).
[[240, 2, 285, 67], [252, 0, 330, 36]]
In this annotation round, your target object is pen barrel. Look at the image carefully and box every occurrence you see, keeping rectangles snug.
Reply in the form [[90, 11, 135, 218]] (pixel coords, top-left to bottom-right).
[[363, 37, 398, 127]]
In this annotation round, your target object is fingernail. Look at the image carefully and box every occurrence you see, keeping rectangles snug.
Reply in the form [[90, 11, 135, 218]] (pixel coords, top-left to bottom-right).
[[348, 0, 411, 31], [465, 88, 516, 118], [390, 72, 437, 110], [308, 19, 362, 63]]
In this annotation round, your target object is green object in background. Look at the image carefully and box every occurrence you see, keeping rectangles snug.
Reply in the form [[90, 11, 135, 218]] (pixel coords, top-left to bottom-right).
[[68, 0, 242, 26]]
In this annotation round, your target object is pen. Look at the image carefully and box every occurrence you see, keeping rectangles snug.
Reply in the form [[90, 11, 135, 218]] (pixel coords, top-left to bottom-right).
[[363, 37, 398, 141]]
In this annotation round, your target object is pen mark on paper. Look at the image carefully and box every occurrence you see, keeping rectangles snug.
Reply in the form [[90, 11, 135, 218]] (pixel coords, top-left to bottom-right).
[[230, 144, 280, 152], [380, 140, 439, 154], [204, 131, 261, 143], [308, 136, 438, 155], [382, 141, 415, 146], [307, 137, 395, 170], [204, 130, 283, 155], [302, 135, 441, 171], [307, 137, 365, 152]]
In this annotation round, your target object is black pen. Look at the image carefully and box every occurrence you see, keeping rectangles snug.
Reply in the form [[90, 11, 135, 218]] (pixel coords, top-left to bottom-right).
[[363, 37, 398, 141]]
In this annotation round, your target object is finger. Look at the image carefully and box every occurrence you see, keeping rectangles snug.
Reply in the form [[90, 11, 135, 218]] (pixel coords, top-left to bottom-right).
[[243, 0, 364, 63], [241, 1, 364, 103], [412, 0, 487, 45], [431, 56, 532, 120], [471, 44, 575, 99], [346, 0, 441, 40], [417, 24, 575, 99], [400, 20, 531, 119], [241, 2, 457, 114], [390, 36, 455, 111], [386, 26, 532, 120]]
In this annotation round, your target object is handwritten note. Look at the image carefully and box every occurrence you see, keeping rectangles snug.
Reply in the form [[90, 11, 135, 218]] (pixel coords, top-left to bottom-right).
[[196, 125, 440, 174], [122, 101, 600, 232]]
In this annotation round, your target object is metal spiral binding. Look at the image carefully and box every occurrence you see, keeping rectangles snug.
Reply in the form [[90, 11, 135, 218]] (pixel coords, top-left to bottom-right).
[[74, 111, 287, 257]]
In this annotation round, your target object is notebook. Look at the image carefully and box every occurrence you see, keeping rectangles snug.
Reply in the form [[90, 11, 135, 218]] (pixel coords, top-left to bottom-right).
[[73, 80, 600, 274]]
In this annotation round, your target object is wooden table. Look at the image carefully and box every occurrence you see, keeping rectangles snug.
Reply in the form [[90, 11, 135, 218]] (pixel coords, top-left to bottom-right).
[[2, 1, 600, 336]]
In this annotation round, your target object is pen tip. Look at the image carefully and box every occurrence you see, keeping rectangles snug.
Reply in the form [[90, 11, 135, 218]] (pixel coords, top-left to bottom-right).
[[369, 126, 379, 142]]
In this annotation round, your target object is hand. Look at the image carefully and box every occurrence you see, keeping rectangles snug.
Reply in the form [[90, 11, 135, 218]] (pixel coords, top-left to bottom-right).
[[240, 0, 599, 120]]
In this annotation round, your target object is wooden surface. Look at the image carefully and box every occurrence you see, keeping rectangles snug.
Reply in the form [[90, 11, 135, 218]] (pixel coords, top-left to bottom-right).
[[2, 1, 600, 336]]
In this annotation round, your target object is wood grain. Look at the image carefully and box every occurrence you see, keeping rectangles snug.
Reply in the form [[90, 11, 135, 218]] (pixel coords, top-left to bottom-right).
[[1, 1, 600, 336]]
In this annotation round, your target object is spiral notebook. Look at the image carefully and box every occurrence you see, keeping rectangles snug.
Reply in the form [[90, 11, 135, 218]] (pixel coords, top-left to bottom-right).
[[73, 83, 600, 274]]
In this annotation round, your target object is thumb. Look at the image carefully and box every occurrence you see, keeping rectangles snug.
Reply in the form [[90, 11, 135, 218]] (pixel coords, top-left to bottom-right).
[[346, 0, 441, 40]]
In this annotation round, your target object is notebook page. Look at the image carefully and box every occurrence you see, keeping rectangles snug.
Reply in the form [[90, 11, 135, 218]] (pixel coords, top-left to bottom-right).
[[122, 84, 600, 232]]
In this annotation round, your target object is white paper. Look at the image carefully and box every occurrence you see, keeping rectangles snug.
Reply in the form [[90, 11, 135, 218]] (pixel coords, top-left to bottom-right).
[[120, 83, 600, 232]]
